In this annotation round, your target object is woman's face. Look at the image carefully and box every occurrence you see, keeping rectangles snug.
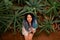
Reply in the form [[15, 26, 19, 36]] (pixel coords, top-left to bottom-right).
[[27, 14, 32, 23]]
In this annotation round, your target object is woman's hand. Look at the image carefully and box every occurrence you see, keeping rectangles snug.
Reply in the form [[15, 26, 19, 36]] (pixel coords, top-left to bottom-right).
[[29, 27, 36, 34]]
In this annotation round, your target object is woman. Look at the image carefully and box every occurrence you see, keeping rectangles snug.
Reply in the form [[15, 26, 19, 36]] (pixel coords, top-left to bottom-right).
[[22, 13, 38, 40]]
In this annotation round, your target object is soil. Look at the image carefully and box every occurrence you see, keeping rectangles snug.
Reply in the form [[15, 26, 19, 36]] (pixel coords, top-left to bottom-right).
[[0, 30, 60, 40]]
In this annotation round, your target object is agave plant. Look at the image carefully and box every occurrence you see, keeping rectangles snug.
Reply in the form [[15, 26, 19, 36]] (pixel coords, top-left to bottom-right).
[[0, 0, 13, 33], [45, 0, 60, 16], [0, 0, 60, 35], [37, 0, 60, 35], [25, 0, 46, 16], [0, 0, 26, 34], [38, 15, 60, 35]]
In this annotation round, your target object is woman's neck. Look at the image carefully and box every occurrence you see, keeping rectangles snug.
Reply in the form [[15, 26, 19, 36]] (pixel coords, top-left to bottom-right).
[[29, 22, 31, 26]]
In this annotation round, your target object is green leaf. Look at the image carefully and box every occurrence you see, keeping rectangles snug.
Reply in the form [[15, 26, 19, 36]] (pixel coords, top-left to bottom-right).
[[45, 29, 50, 35]]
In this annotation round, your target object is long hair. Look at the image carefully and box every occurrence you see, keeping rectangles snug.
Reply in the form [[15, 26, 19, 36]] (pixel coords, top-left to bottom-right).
[[24, 13, 36, 27]]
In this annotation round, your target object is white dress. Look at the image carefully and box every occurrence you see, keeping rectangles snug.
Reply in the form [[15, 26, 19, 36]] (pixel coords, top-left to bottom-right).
[[22, 26, 36, 36]]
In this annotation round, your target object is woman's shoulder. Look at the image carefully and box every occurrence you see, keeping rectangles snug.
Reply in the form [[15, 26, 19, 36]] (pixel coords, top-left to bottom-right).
[[22, 20, 27, 25]]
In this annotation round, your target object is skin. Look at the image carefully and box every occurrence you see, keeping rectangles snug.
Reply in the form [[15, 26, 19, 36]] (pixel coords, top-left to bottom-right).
[[27, 15, 32, 23], [24, 14, 35, 40]]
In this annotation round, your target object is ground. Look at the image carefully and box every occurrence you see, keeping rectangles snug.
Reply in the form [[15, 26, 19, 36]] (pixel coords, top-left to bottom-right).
[[0, 30, 60, 40]]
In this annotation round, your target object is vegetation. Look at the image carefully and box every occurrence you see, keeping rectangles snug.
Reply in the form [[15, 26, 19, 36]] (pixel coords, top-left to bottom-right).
[[0, 0, 60, 35]]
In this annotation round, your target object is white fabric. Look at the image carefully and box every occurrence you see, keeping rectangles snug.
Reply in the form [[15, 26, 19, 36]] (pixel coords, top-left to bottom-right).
[[22, 27, 28, 36], [22, 27, 36, 36]]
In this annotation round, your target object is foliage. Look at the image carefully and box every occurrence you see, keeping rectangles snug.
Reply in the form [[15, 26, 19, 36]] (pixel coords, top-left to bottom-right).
[[0, 0, 60, 35], [37, 0, 60, 35]]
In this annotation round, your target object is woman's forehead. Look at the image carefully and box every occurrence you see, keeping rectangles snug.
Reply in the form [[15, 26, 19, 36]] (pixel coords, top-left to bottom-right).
[[27, 14, 32, 16]]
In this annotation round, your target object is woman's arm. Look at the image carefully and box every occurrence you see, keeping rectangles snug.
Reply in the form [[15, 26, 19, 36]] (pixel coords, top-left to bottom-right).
[[22, 20, 29, 32], [33, 20, 38, 29]]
